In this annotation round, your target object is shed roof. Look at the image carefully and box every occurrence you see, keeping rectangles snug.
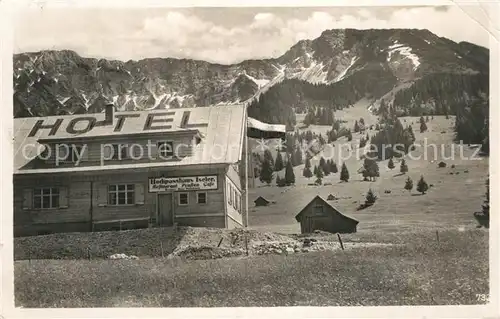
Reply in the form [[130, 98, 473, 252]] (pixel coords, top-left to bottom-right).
[[14, 104, 246, 174], [294, 195, 359, 223], [254, 196, 270, 203]]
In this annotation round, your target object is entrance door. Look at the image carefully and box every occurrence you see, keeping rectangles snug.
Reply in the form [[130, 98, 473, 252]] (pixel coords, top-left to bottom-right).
[[305, 217, 314, 233], [158, 194, 173, 226]]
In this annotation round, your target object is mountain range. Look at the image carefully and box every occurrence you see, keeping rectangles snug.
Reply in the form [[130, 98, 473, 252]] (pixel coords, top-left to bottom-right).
[[13, 28, 489, 124]]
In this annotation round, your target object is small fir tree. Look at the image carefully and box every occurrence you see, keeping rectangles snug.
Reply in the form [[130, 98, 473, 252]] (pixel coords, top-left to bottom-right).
[[416, 175, 429, 194], [400, 159, 409, 174], [284, 158, 296, 185], [347, 130, 353, 141], [365, 188, 377, 205], [305, 156, 312, 169], [302, 166, 313, 178], [420, 121, 428, 133], [294, 147, 303, 166], [404, 176, 413, 192], [354, 120, 360, 133], [259, 157, 274, 185], [388, 157, 395, 170], [331, 161, 338, 173], [340, 163, 350, 182], [276, 175, 286, 187], [315, 165, 324, 185], [274, 151, 284, 171]]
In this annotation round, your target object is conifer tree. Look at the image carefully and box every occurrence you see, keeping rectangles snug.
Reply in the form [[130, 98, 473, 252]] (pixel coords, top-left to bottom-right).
[[315, 165, 324, 185], [274, 151, 284, 171], [294, 146, 303, 166], [359, 137, 367, 148], [416, 175, 429, 194], [420, 121, 428, 133], [340, 163, 350, 182], [400, 159, 409, 174], [313, 165, 318, 176], [362, 158, 380, 181], [305, 156, 312, 169], [331, 161, 338, 173], [276, 175, 286, 187], [263, 149, 274, 168], [284, 158, 296, 185], [259, 157, 274, 185], [323, 160, 331, 176], [354, 120, 360, 133], [404, 176, 413, 192], [319, 157, 326, 171], [302, 166, 313, 178], [347, 130, 353, 141], [388, 157, 395, 170], [474, 178, 490, 228], [365, 188, 377, 205]]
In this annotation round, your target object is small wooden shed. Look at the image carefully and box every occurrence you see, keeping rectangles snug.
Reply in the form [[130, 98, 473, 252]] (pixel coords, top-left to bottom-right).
[[295, 195, 359, 234], [254, 196, 271, 207]]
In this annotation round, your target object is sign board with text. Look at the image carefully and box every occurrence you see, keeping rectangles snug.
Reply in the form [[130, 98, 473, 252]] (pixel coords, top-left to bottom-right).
[[149, 175, 218, 192]]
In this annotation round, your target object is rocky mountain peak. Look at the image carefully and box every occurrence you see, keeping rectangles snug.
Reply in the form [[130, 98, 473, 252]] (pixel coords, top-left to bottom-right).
[[13, 28, 488, 118]]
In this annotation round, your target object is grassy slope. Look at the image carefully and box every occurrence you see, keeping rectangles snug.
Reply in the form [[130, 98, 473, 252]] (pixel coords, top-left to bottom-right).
[[15, 229, 488, 307], [249, 100, 488, 234]]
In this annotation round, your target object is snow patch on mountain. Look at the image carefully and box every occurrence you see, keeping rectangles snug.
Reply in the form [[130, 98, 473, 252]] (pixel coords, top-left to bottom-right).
[[243, 73, 270, 88], [153, 93, 168, 109], [335, 56, 359, 82], [387, 44, 421, 70], [81, 93, 90, 109], [294, 61, 328, 84], [57, 97, 71, 105]]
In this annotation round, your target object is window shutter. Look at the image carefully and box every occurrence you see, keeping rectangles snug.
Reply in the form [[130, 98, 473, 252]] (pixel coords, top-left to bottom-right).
[[151, 143, 159, 158], [80, 145, 89, 161], [102, 145, 112, 160], [58, 144, 69, 161], [59, 187, 69, 208], [136, 183, 145, 205], [22, 189, 33, 210], [96, 183, 108, 206]]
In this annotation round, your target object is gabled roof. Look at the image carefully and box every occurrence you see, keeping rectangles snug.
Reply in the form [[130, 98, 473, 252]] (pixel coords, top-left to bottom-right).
[[294, 195, 359, 223], [254, 196, 270, 203], [14, 104, 246, 174]]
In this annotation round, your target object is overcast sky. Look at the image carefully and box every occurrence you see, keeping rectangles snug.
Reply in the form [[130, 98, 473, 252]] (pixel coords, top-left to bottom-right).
[[14, 5, 491, 64]]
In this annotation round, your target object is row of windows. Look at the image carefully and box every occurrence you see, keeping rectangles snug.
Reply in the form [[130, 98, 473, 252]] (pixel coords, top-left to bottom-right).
[[227, 182, 242, 213], [178, 191, 207, 206], [31, 186, 208, 209], [58, 141, 176, 162]]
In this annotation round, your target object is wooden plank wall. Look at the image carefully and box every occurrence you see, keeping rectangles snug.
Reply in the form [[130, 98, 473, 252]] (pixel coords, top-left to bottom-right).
[[14, 166, 230, 230]]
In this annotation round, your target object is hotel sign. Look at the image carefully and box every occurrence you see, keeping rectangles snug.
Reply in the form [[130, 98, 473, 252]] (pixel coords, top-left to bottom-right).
[[149, 175, 218, 192]]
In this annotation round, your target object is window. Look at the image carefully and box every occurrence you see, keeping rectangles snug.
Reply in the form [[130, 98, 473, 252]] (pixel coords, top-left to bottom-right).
[[108, 184, 135, 205], [229, 185, 233, 205], [233, 189, 237, 209], [33, 187, 60, 209], [313, 205, 325, 216], [110, 144, 130, 160], [70, 145, 83, 162], [179, 192, 189, 206], [197, 192, 207, 204], [157, 141, 174, 158]]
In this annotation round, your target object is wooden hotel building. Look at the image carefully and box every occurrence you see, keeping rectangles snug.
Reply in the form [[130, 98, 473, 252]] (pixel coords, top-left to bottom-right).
[[13, 104, 247, 236]]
